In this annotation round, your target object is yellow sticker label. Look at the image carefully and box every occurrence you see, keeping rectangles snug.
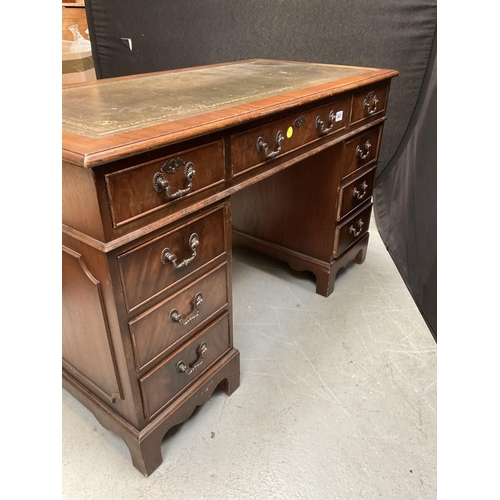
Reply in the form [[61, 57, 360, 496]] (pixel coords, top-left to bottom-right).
[[286, 126, 293, 139]]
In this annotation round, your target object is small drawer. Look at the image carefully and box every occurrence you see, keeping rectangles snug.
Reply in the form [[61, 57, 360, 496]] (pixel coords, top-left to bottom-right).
[[333, 203, 372, 258], [231, 96, 350, 176], [342, 125, 382, 179], [139, 312, 231, 420], [129, 263, 229, 371], [118, 205, 227, 311], [350, 84, 389, 127], [105, 140, 225, 228], [337, 168, 376, 221]]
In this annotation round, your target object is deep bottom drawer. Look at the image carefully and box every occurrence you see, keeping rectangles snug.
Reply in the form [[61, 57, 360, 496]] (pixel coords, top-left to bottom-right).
[[139, 312, 231, 420], [333, 203, 372, 258]]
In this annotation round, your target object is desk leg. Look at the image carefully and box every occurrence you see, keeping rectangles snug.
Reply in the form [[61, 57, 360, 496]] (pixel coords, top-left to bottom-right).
[[63, 349, 240, 476], [315, 233, 369, 296]]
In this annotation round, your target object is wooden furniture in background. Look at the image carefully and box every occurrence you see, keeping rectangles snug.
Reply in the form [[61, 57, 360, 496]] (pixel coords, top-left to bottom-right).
[[62, 2, 88, 41], [62, 1, 95, 86], [62, 59, 398, 476]]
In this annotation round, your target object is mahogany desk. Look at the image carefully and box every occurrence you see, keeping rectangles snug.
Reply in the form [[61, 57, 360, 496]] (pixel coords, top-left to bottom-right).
[[62, 59, 398, 475]]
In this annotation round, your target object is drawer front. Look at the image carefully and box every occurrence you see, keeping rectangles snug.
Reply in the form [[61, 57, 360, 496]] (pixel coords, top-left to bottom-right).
[[342, 125, 382, 179], [333, 203, 373, 258], [139, 312, 231, 420], [129, 263, 228, 371], [337, 168, 376, 221], [105, 140, 225, 227], [350, 84, 389, 127], [231, 96, 350, 176], [118, 206, 227, 311]]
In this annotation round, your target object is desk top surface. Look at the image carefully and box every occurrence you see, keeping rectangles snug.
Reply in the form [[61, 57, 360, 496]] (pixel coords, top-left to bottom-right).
[[62, 59, 398, 167]]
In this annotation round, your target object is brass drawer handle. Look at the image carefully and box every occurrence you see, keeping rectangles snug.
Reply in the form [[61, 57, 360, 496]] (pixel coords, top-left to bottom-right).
[[176, 342, 208, 376], [161, 233, 199, 269], [352, 181, 369, 200], [363, 91, 379, 115], [153, 157, 196, 198], [355, 140, 371, 161], [315, 110, 336, 135], [256, 130, 284, 159], [170, 292, 203, 326], [349, 219, 364, 238]]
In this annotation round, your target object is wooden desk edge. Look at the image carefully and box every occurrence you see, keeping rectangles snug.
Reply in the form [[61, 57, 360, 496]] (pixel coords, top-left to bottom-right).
[[62, 65, 399, 169]]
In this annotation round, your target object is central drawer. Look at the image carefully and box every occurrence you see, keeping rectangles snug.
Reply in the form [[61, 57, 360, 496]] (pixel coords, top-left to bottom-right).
[[139, 312, 231, 421], [118, 205, 227, 311], [231, 96, 350, 176], [129, 263, 229, 371]]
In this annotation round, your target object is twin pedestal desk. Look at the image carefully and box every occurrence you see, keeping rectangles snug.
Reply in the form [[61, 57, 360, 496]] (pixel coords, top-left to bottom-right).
[[62, 59, 398, 475]]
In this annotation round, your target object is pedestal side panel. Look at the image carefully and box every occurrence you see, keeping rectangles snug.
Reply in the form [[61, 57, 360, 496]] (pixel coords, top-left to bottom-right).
[[62, 246, 123, 403]]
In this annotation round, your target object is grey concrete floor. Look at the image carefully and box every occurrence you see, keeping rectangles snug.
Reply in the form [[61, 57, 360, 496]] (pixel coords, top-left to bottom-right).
[[62, 218, 436, 499]]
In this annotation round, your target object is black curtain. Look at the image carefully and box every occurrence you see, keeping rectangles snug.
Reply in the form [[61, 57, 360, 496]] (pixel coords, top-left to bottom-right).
[[84, 0, 437, 339], [374, 34, 437, 340]]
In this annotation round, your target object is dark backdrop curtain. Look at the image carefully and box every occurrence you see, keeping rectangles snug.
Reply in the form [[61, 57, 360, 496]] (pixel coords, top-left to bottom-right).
[[374, 35, 437, 340]]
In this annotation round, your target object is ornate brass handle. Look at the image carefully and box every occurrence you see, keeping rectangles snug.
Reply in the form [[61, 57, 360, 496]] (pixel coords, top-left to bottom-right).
[[315, 110, 336, 135], [256, 130, 285, 159], [176, 342, 208, 376], [356, 140, 371, 160], [161, 233, 199, 269], [349, 219, 364, 238], [153, 157, 196, 199], [353, 181, 368, 200], [363, 91, 379, 115], [170, 292, 203, 326]]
